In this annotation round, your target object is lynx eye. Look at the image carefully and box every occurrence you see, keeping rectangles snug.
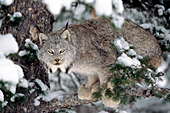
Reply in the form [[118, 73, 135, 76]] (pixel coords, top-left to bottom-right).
[[59, 48, 66, 54], [47, 49, 55, 55]]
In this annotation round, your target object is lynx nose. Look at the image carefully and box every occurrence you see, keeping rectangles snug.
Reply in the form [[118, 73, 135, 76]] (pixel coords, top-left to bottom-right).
[[54, 58, 60, 63], [50, 58, 62, 65]]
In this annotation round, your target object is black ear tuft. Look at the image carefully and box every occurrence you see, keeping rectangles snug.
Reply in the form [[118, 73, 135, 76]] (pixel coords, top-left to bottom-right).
[[65, 21, 69, 30]]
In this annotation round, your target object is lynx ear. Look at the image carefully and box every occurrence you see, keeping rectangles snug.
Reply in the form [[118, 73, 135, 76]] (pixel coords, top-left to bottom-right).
[[60, 30, 71, 42], [39, 33, 49, 46]]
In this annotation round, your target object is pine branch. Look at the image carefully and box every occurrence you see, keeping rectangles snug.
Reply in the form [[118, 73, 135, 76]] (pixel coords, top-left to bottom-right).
[[125, 87, 170, 98]]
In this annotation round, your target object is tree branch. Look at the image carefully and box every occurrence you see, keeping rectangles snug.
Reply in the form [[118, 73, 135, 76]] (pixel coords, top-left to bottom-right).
[[9, 86, 168, 113], [40, 94, 97, 112], [46, 87, 170, 111]]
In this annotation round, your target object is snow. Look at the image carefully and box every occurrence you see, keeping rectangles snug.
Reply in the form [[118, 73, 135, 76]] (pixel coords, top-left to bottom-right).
[[29, 89, 35, 94], [50, 72, 70, 91], [49, 71, 78, 92], [140, 23, 152, 29], [59, 73, 71, 92], [34, 90, 64, 106], [111, 13, 125, 29], [25, 39, 38, 50], [74, 4, 86, 20], [35, 79, 48, 91], [43, 0, 124, 28], [42, 90, 64, 101], [123, 8, 147, 24], [28, 82, 35, 87], [124, 97, 170, 113], [19, 39, 38, 56], [156, 55, 170, 87], [167, 8, 170, 14], [0, 0, 13, 6], [157, 76, 167, 87], [55, 109, 76, 113], [0, 59, 22, 84], [111, 0, 124, 28], [165, 34, 170, 41], [18, 78, 28, 88], [155, 26, 167, 33], [10, 93, 24, 102], [155, 5, 165, 11], [0, 33, 24, 94], [112, 0, 124, 14], [117, 53, 141, 68], [34, 95, 42, 106], [114, 36, 130, 51], [0, 34, 18, 57], [0, 90, 4, 101], [113, 36, 142, 68], [42, 0, 75, 15], [157, 56, 170, 73], [18, 50, 29, 57], [69, 73, 80, 87], [15, 65, 24, 78], [155, 4, 165, 16], [158, 9, 164, 16], [0, 58, 24, 93], [0, 19, 2, 28], [2, 101, 8, 107], [42, 0, 62, 15], [8, 12, 22, 22], [152, 25, 170, 48], [94, 0, 112, 16], [98, 111, 109, 113], [13, 12, 22, 17], [84, 0, 94, 3], [62, 0, 75, 10], [119, 110, 128, 113], [126, 49, 137, 56], [49, 73, 58, 82]]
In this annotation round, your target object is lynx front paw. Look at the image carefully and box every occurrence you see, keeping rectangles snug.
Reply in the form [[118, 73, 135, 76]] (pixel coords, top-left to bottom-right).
[[91, 81, 100, 93], [78, 84, 92, 100], [102, 96, 120, 108]]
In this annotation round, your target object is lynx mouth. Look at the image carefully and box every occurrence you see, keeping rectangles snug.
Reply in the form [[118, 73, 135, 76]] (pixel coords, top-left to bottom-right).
[[49, 59, 63, 66], [51, 62, 61, 65]]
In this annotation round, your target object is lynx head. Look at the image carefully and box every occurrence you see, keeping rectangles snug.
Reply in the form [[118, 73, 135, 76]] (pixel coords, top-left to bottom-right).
[[38, 29, 76, 73]]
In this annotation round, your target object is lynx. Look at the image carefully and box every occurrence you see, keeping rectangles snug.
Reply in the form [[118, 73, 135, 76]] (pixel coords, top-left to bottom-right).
[[37, 19, 162, 107]]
